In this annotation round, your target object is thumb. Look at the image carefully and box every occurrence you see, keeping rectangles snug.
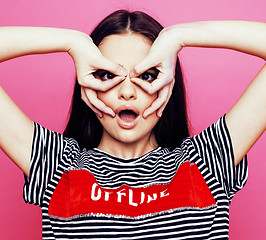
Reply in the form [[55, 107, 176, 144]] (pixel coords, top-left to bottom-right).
[[96, 56, 128, 77], [130, 53, 158, 78]]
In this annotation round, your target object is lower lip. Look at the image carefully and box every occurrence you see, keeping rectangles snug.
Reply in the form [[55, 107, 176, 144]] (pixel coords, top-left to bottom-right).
[[116, 114, 140, 129]]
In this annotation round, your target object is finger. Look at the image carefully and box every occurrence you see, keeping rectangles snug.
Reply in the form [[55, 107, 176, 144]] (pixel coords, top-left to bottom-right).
[[157, 81, 175, 117], [130, 78, 153, 93], [129, 53, 158, 78], [143, 84, 170, 118], [83, 88, 115, 117], [157, 90, 171, 118], [80, 75, 125, 91], [131, 72, 173, 95], [81, 88, 103, 118], [96, 56, 128, 77]]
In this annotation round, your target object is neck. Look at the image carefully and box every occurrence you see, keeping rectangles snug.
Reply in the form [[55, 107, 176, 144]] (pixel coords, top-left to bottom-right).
[[97, 131, 158, 159]]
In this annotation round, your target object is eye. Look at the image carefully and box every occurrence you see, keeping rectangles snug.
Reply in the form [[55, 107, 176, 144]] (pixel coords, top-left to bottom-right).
[[93, 70, 116, 81], [138, 68, 158, 82]]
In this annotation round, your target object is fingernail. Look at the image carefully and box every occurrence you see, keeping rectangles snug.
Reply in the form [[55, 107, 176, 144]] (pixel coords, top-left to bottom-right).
[[108, 110, 115, 118], [158, 111, 163, 117], [143, 111, 148, 119], [116, 76, 125, 81], [120, 68, 128, 77], [129, 69, 136, 78], [96, 112, 103, 118]]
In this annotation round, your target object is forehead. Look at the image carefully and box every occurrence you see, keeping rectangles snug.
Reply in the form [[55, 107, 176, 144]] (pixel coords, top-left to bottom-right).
[[98, 34, 152, 68]]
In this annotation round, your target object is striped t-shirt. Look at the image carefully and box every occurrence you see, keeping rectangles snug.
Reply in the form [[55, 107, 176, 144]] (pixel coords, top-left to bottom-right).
[[23, 116, 248, 240]]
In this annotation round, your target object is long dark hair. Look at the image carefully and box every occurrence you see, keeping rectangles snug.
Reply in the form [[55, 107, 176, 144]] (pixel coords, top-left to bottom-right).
[[64, 10, 189, 149]]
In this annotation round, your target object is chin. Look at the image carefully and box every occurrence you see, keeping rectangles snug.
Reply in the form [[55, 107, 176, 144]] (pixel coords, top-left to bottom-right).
[[115, 130, 150, 144], [99, 112, 159, 146]]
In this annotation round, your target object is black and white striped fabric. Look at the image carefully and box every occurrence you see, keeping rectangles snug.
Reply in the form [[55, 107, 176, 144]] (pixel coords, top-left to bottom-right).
[[23, 115, 248, 239]]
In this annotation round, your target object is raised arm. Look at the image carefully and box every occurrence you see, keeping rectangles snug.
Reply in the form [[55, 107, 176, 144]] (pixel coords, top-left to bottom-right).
[[131, 21, 266, 165], [0, 27, 126, 177], [0, 27, 83, 177], [166, 21, 266, 59], [0, 27, 81, 62]]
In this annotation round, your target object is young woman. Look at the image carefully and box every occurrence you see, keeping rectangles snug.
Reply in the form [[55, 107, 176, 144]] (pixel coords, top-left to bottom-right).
[[0, 10, 265, 240]]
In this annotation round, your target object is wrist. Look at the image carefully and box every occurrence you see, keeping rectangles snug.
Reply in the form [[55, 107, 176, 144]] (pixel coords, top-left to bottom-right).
[[67, 30, 92, 59], [162, 22, 213, 49]]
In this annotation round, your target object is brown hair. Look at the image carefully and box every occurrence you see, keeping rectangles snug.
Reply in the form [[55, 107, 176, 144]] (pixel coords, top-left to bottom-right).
[[64, 10, 189, 149]]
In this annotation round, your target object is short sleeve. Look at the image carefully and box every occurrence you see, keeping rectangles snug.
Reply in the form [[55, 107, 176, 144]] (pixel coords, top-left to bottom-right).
[[23, 122, 66, 207], [191, 115, 248, 201]]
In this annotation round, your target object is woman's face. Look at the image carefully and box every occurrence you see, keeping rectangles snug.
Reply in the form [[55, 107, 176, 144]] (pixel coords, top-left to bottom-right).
[[96, 33, 160, 145]]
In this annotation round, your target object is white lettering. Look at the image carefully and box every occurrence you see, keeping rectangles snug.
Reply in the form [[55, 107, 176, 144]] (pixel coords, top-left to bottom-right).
[[90, 183, 170, 206], [140, 192, 145, 204], [147, 193, 157, 203], [117, 189, 126, 203], [128, 189, 138, 207], [160, 189, 170, 198], [104, 191, 112, 201], [91, 183, 101, 201]]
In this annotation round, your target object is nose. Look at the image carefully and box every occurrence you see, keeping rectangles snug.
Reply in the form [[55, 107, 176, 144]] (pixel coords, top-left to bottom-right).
[[118, 76, 137, 101]]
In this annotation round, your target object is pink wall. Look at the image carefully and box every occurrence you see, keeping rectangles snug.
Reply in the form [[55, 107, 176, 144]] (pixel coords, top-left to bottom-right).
[[0, 0, 265, 239]]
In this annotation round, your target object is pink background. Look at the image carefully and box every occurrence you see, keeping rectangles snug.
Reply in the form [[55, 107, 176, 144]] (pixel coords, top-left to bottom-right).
[[0, 0, 265, 239]]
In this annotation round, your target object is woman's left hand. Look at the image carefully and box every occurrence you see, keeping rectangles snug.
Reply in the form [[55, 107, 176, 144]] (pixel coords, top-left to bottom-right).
[[130, 27, 183, 118]]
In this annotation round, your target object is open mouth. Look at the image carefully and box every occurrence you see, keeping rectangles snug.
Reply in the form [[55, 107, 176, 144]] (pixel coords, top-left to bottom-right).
[[118, 110, 138, 122], [115, 105, 140, 129]]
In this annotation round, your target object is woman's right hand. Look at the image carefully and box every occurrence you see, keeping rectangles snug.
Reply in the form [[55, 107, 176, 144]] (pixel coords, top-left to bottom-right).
[[68, 33, 127, 118], [0, 27, 127, 117], [0, 27, 127, 176]]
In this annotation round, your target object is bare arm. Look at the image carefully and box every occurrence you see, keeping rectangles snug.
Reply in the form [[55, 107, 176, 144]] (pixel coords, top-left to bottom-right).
[[0, 27, 125, 177], [171, 21, 266, 165], [0, 27, 87, 62], [171, 21, 266, 60], [131, 21, 266, 165], [0, 27, 85, 176], [0, 87, 33, 176], [225, 64, 266, 165]]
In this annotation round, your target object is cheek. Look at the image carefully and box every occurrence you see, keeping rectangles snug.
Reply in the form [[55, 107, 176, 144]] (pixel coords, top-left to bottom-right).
[[138, 91, 157, 111], [97, 88, 157, 110], [144, 92, 157, 104], [97, 90, 115, 107]]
